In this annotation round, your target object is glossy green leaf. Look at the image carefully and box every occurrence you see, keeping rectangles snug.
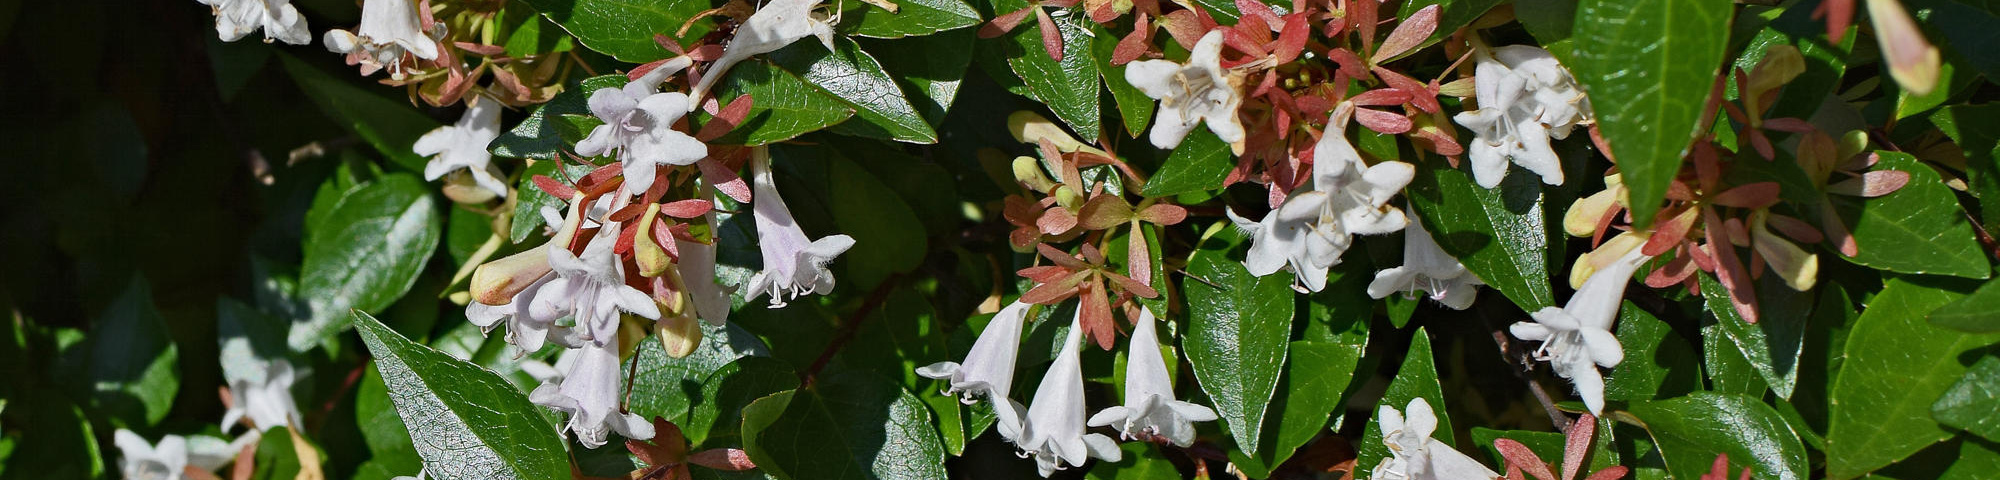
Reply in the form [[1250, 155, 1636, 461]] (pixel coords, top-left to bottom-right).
[[1697, 273, 1812, 398], [1835, 152, 1989, 279], [1929, 275, 2000, 333], [355, 368, 422, 476], [997, 0, 1102, 143], [838, 0, 980, 38], [1184, 227, 1294, 456], [1407, 163, 1555, 311], [1934, 104, 2000, 234], [90, 278, 179, 428], [490, 75, 625, 160], [1944, 439, 2000, 480], [1514, 0, 1578, 45], [1358, 327, 1453, 477], [1228, 339, 1367, 477], [862, 30, 973, 128], [1933, 355, 2000, 443], [1142, 128, 1232, 198], [629, 322, 775, 429], [739, 371, 948, 480], [1625, 391, 1808, 480], [1093, 24, 1154, 138], [1569, 0, 1732, 226], [1602, 302, 1700, 402], [277, 54, 440, 172], [293, 174, 442, 351], [1827, 277, 2000, 479], [523, 0, 709, 62], [702, 60, 856, 145], [687, 356, 799, 449], [352, 312, 571, 480], [771, 37, 938, 143]]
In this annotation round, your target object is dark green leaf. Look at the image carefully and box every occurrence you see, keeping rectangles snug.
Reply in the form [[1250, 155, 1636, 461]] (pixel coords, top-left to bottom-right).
[[1085, 442, 1181, 480], [1143, 129, 1232, 198], [1944, 439, 2000, 480], [1357, 327, 1453, 476], [1933, 355, 2000, 443], [1625, 391, 1808, 480], [277, 53, 440, 172], [826, 151, 928, 289], [1697, 273, 1812, 398], [1514, 0, 1578, 45], [1184, 227, 1294, 456], [1934, 104, 2000, 236], [688, 356, 800, 448], [1602, 302, 1700, 402], [1930, 275, 2000, 333], [523, 0, 709, 62], [353, 312, 571, 480], [1827, 277, 2000, 479], [700, 60, 855, 145], [1407, 163, 1555, 311], [355, 369, 422, 475], [1569, 0, 1732, 226], [251, 427, 319, 480], [771, 38, 938, 143], [89, 278, 178, 428], [1835, 151, 1989, 279], [1093, 24, 1154, 139], [629, 322, 775, 429], [862, 30, 974, 129], [739, 371, 948, 480], [995, 0, 1102, 143], [838, 0, 981, 38], [293, 174, 442, 351], [1227, 340, 1367, 477]]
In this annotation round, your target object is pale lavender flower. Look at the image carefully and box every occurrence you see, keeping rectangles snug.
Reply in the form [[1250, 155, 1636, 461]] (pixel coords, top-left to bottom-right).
[[743, 147, 853, 307], [918, 301, 1031, 437], [322, 0, 440, 79], [687, 0, 835, 106], [529, 231, 661, 347], [1012, 309, 1121, 477], [416, 95, 507, 199], [530, 342, 655, 448], [1087, 307, 1215, 447], [574, 58, 706, 196]]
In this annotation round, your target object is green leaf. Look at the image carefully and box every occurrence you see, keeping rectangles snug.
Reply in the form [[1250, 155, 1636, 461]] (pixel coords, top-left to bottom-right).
[[522, 0, 709, 62], [1093, 24, 1154, 139], [1388, 0, 1505, 61], [838, 0, 981, 38], [1929, 275, 2000, 333], [277, 53, 441, 172], [995, 1, 1102, 143], [1933, 355, 2000, 444], [687, 356, 799, 449], [1086, 442, 1181, 480], [251, 427, 319, 480], [1357, 327, 1453, 477], [1696, 273, 1812, 398], [862, 30, 974, 129], [1407, 162, 1555, 311], [1944, 439, 2000, 480], [1827, 277, 2000, 479], [1602, 302, 1700, 402], [355, 369, 422, 475], [770, 38, 938, 143], [0, 392, 102, 479], [1228, 340, 1367, 477], [701, 60, 856, 145], [825, 149, 928, 289], [1569, 0, 1732, 226], [1835, 151, 1990, 279], [1514, 0, 1578, 45], [1907, 0, 2000, 81], [1143, 128, 1232, 198], [629, 322, 775, 430], [1702, 322, 1767, 396], [491, 75, 626, 160], [508, 161, 597, 244], [1624, 391, 1809, 480], [739, 371, 948, 480], [1184, 227, 1294, 456], [1935, 104, 2000, 233], [293, 174, 443, 351], [352, 312, 571, 480], [89, 278, 178, 428]]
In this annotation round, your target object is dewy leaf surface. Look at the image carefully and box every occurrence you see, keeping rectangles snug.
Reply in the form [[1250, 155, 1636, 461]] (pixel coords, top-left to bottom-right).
[[1827, 277, 2000, 479], [352, 312, 571, 480], [1569, 0, 1733, 226], [1184, 227, 1294, 456], [293, 174, 442, 351]]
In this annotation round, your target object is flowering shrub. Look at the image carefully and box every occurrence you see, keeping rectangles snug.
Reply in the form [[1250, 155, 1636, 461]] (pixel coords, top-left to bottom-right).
[[6, 0, 2000, 478]]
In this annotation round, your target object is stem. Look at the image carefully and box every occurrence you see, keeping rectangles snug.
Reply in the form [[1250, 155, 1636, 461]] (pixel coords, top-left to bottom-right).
[[1478, 307, 1571, 431], [800, 275, 904, 386]]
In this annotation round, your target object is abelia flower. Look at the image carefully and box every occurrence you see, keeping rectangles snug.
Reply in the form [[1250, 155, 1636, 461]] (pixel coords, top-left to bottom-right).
[[1126, 30, 1245, 150], [1012, 309, 1122, 477], [688, 0, 836, 105], [322, 0, 441, 79], [1511, 247, 1651, 415], [917, 301, 1031, 437], [1368, 211, 1484, 310], [743, 147, 854, 307], [114, 430, 240, 480], [1231, 103, 1412, 292], [1087, 307, 1216, 447], [530, 341, 656, 448], [574, 60, 706, 196], [530, 230, 662, 347], [197, 0, 309, 45], [416, 95, 507, 201], [467, 196, 589, 354], [221, 359, 303, 433], [1453, 45, 1591, 188], [1372, 398, 1502, 480]]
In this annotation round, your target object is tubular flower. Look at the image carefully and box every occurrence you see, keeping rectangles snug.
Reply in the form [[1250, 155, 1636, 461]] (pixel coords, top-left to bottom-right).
[[530, 342, 656, 448], [744, 147, 855, 307], [1125, 30, 1245, 150], [1087, 306, 1217, 447], [1231, 103, 1413, 292], [1511, 247, 1651, 415], [416, 95, 508, 201], [1368, 211, 1485, 310], [322, 0, 441, 79], [1453, 45, 1592, 188], [197, 0, 309, 45], [1372, 398, 1502, 480], [221, 359, 304, 433], [574, 59, 706, 196], [917, 300, 1032, 437], [1012, 308, 1122, 477], [530, 230, 662, 347], [687, 0, 836, 106], [114, 430, 242, 480], [467, 196, 588, 354]]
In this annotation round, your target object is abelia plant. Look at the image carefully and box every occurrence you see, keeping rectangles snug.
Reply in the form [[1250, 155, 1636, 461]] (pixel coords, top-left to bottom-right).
[[8, 0, 2000, 479]]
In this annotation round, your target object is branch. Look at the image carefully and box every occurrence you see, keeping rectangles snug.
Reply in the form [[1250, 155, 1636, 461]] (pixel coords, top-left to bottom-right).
[[800, 274, 904, 386]]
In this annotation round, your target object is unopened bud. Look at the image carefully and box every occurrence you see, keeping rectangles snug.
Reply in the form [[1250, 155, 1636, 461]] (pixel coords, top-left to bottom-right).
[[1052, 185, 1083, 209], [656, 311, 704, 359], [441, 170, 500, 204], [1745, 45, 1806, 104], [1013, 156, 1058, 193], [469, 247, 552, 305], [634, 204, 674, 278], [1571, 231, 1648, 289], [1009, 111, 1088, 153], [1750, 210, 1819, 291]]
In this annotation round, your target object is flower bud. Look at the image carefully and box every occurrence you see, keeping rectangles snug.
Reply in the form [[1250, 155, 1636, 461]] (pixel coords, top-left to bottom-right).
[[469, 247, 552, 305], [1009, 111, 1101, 155], [1012, 156, 1058, 193], [1866, 0, 1941, 96], [1570, 231, 1648, 289], [441, 170, 501, 204], [1751, 210, 1819, 291], [655, 309, 704, 359], [634, 204, 674, 278]]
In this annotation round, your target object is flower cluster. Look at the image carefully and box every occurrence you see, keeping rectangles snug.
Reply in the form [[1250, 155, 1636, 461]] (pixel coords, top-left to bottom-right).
[[1453, 44, 1593, 188]]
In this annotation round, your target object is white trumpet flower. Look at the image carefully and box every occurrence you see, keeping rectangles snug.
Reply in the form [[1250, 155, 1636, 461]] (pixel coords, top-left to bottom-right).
[[1368, 212, 1484, 309], [1510, 247, 1650, 415], [918, 301, 1032, 438], [743, 147, 854, 307], [1012, 309, 1121, 477], [1453, 45, 1591, 188], [1371, 398, 1502, 480], [417, 95, 508, 199], [1125, 30, 1245, 150], [1087, 307, 1216, 447]]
